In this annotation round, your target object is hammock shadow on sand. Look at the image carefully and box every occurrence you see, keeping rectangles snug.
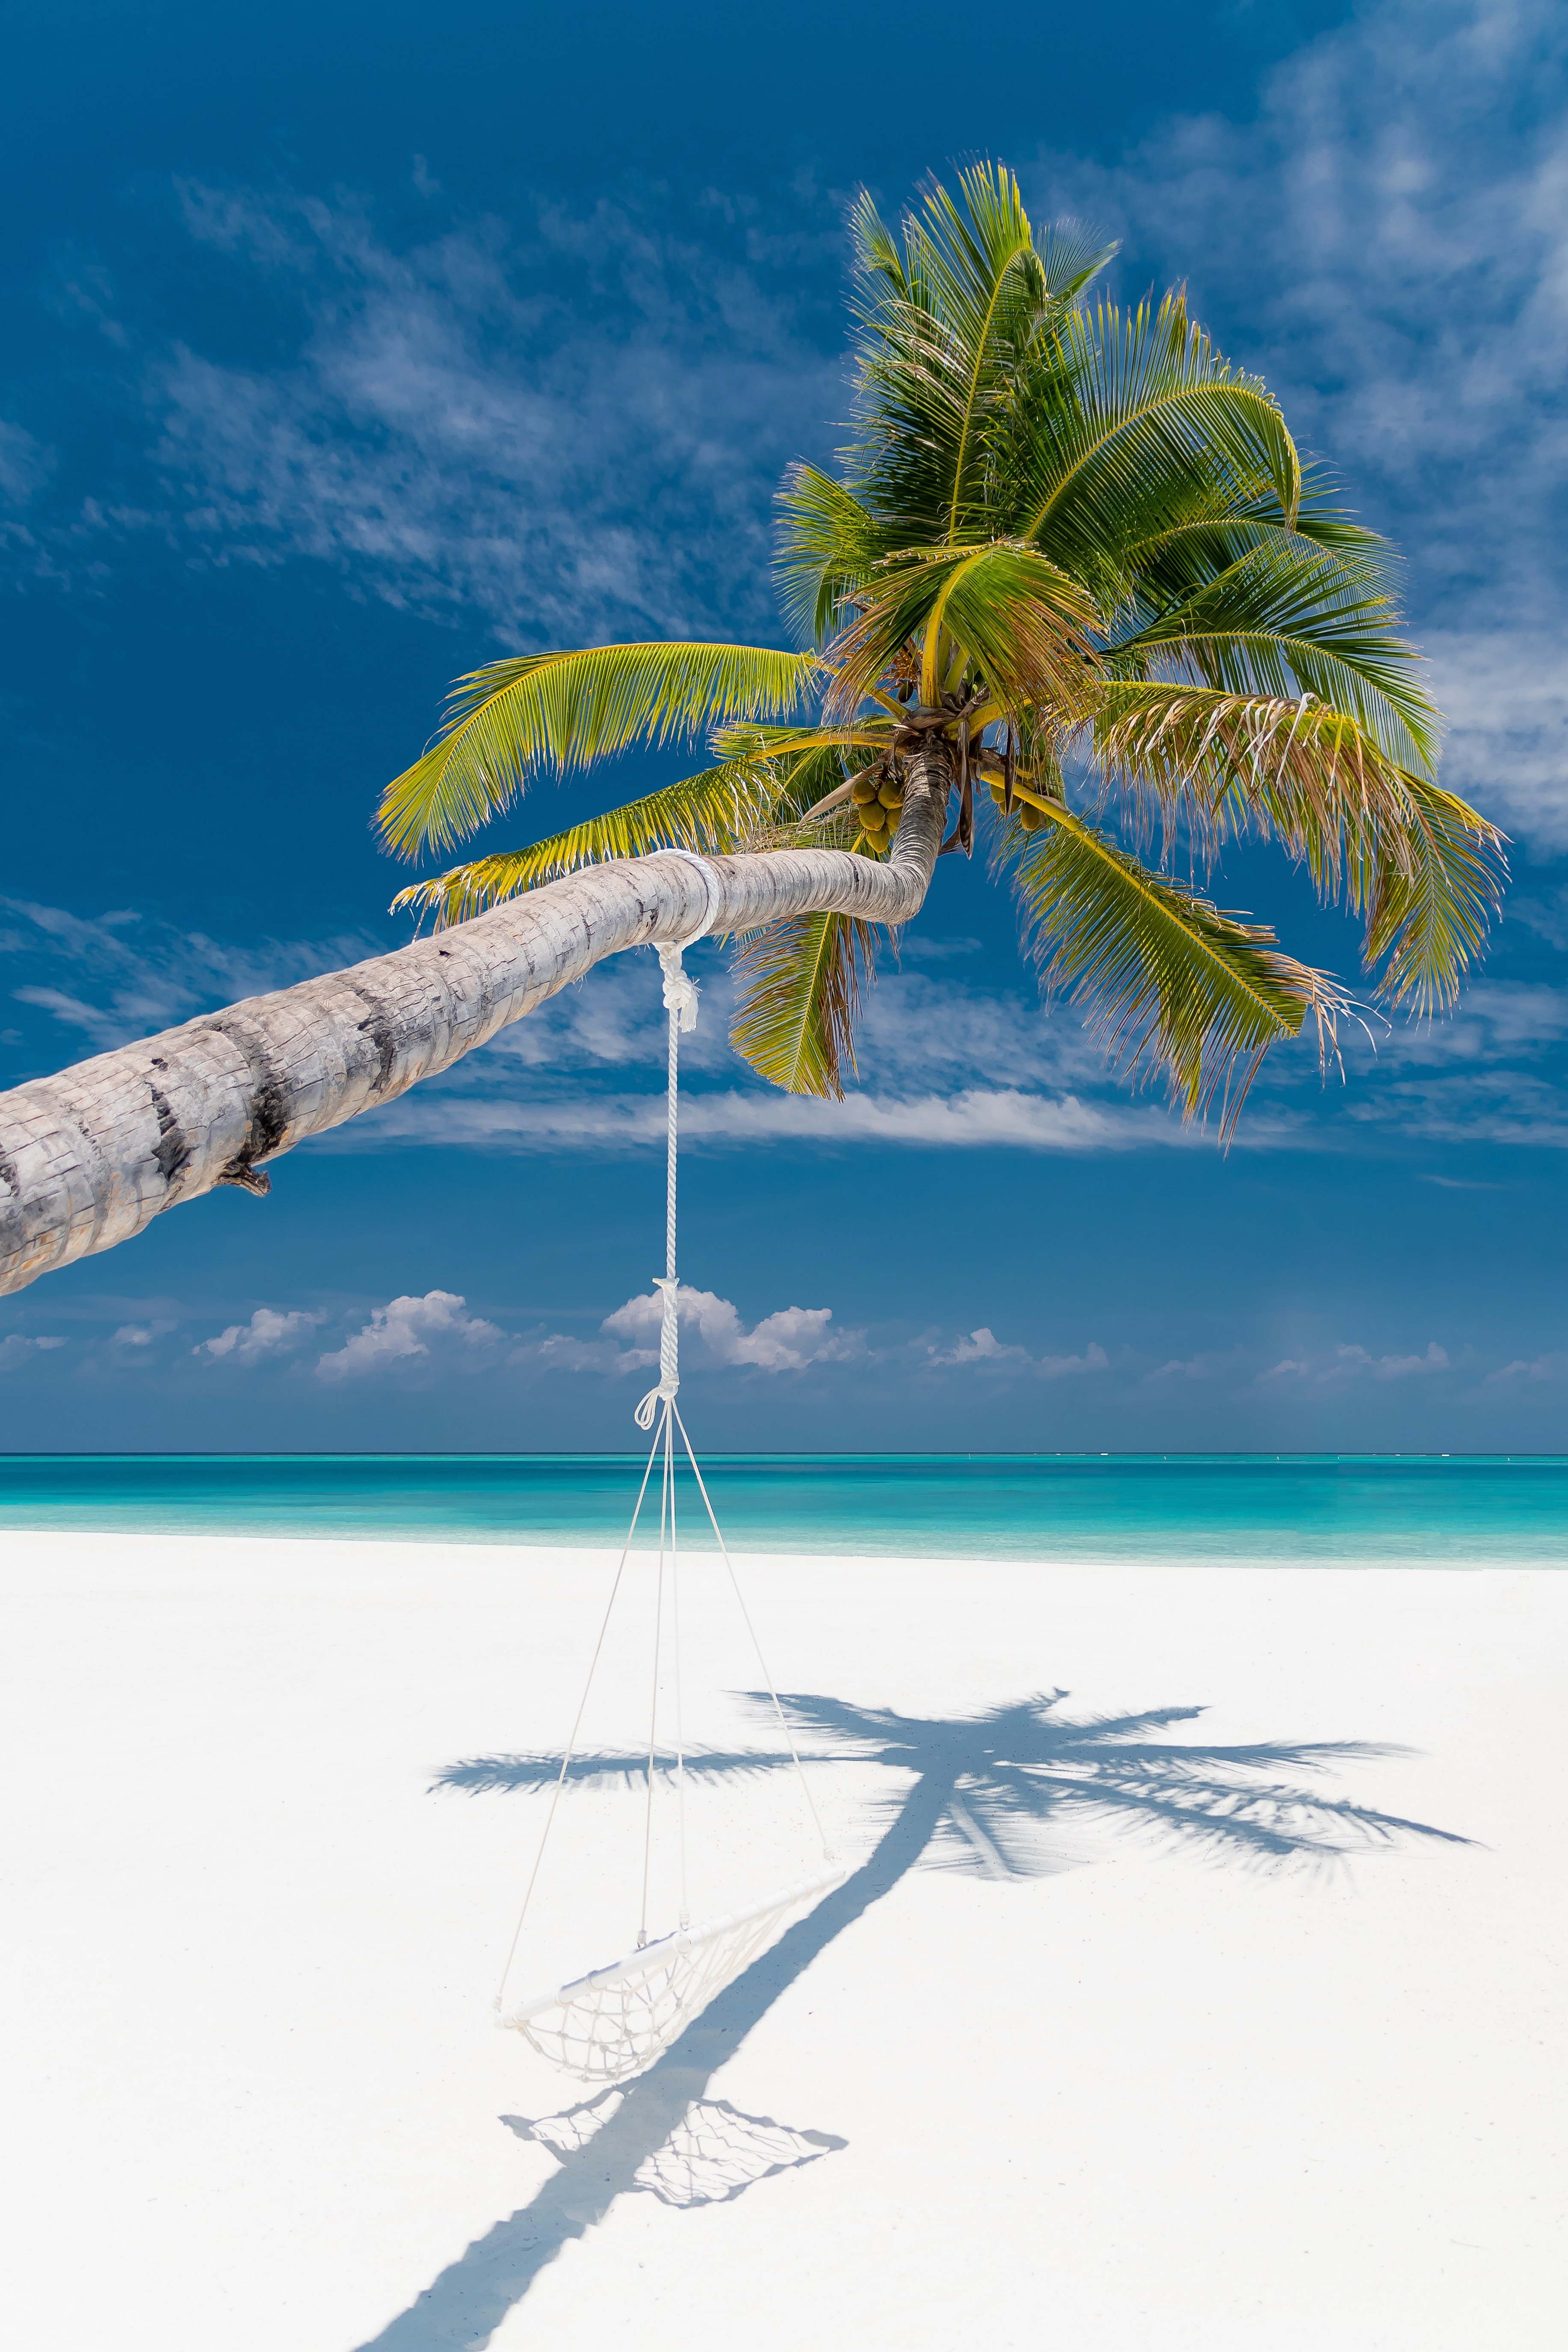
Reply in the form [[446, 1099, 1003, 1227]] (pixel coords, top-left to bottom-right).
[[503, 2092, 847, 2208], [355, 1688, 1469, 2352]]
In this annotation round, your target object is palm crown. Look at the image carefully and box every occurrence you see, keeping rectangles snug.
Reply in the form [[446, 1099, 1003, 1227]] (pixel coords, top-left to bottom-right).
[[379, 164, 1503, 1131]]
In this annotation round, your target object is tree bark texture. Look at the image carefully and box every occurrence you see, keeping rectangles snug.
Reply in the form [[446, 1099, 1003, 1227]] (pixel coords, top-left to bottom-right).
[[0, 742, 953, 1299]]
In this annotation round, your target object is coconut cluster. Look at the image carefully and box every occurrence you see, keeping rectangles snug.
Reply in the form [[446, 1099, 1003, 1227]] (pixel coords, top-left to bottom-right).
[[985, 770, 1044, 831], [850, 769, 904, 848]]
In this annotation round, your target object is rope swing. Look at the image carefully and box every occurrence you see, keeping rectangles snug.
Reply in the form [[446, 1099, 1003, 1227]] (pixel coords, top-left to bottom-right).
[[494, 875, 845, 2084]]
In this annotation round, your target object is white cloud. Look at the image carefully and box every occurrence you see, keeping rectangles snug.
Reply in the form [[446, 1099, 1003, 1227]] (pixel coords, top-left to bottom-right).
[[2, 896, 384, 1053], [921, 1328, 1108, 1378], [1362, 984, 1568, 1069], [316, 1289, 504, 1381], [359, 1080, 1190, 1157], [926, 1326, 1032, 1368], [1144, 1349, 1242, 1384], [0, 420, 51, 508], [602, 1284, 859, 1373], [1421, 632, 1568, 852], [195, 1307, 323, 1363], [131, 183, 837, 645], [507, 1329, 654, 1376], [1351, 1341, 1451, 1382], [0, 1334, 66, 1370], [1485, 1352, 1568, 1384], [111, 1324, 154, 1347], [1261, 1341, 1452, 1383], [1036, 0, 1568, 848]]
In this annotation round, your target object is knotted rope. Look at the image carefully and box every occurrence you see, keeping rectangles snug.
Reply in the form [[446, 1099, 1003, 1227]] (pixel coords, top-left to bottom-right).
[[634, 943, 700, 1430], [633, 853, 719, 1427], [491, 861, 837, 2034]]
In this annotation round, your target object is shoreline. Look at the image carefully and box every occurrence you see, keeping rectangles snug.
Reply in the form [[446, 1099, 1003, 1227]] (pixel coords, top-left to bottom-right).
[[2, 1520, 1558, 1570]]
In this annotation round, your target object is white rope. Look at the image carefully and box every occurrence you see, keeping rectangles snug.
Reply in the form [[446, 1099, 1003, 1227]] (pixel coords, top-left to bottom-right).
[[493, 1423, 664, 2013], [669, 1421, 689, 1932], [639, 1409, 672, 1947], [673, 1402, 835, 1865], [655, 846, 723, 944], [494, 921, 834, 2068], [634, 941, 698, 1431]]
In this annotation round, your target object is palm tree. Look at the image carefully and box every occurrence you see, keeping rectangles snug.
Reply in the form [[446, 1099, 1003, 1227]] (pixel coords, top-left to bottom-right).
[[349, 1687, 1465, 2347], [381, 163, 1503, 1132], [0, 163, 1509, 1293]]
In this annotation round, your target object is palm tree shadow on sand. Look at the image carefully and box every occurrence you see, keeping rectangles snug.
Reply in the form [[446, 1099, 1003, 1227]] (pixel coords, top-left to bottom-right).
[[354, 1689, 1468, 2351]]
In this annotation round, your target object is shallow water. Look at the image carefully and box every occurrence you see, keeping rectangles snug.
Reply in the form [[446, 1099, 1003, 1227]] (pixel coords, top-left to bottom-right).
[[0, 1452, 1563, 1562]]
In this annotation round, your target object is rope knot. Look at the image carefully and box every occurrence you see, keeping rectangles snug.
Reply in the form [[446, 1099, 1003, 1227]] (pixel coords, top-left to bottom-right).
[[633, 1275, 682, 1429], [632, 937, 693, 1430], [657, 943, 700, 1033]]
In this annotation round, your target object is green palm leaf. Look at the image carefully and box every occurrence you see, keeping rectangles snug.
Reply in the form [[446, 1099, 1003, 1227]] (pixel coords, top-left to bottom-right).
[[824, 540, 1098, 722], [1364, 774, 1509, 1014], [729, 905, 879, 1097], [773, 466, 900, 646], [377, 641, 819, 859], [1109, 538, 1439, 772], [1016, 296, 1302, 569], [1092, 683, 1503, 1004], [388, 759, 790, 928], [1000, 794, 1347, 1135], [1096, 680, 1423, 868], [842, 176, 1108, 550]]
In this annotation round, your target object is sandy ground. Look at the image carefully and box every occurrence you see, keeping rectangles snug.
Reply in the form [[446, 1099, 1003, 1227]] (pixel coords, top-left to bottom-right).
[[1, 1527, 1563, 2351]]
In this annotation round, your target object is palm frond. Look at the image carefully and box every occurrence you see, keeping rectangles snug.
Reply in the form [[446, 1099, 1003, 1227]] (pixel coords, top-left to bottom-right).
[[1017, 296, 1302, 569], [377, 642, 819, 859], [842, 168, 1112, 550], [1096, 683, 1418, 879], [823, 541, 1097, 723], [729, 905, 879, 1096], [1118, 467, 1391, 587], [774, 464, 900, 646], [1109, 537, 1439, 772], [920, 165, 1043, 545], [710, 719, 893, 768], [388, 759, 789, 927], [1364, 773, 1508, 1014], [999, 794, 1347, 1134], [1092, 682, 1505, 1005]]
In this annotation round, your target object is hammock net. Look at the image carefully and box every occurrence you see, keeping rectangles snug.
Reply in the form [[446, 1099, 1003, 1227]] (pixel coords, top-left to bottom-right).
[[500, 1870, 843, 2084], [493, 924, 840, 2084]]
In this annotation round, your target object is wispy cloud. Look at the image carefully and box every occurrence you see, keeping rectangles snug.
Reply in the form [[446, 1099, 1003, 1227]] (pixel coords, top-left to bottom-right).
[[1037, 0, 1568, 848], [123, 182, 840, 646], [1260, 1340, 1452, 1384], [0, 419, 52, 508], [919, 1328, 1108, 1378], [1, 896, 385, 1057], [194, 1307, 323, 1363], [1143, 1348, 1244, 1384], [354, 1081, 1187, 1156], [0, 1333, 66, 1370], [1485, 1351, 1568, 1384]]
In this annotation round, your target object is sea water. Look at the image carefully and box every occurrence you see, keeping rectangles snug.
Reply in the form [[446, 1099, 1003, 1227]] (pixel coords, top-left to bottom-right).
[[0, 1453, 1563, 1562]]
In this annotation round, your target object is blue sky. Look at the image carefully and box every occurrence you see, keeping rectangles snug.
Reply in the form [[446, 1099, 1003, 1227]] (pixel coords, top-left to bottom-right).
[[2, 0, 1566, 1452]]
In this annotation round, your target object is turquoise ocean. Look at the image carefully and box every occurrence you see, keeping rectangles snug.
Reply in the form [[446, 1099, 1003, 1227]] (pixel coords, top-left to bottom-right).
[[0, 1453, 1563, 1562]]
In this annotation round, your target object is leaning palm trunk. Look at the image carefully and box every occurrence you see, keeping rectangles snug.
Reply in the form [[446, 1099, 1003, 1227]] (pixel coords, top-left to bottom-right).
[[0, 746, 951, 1301]]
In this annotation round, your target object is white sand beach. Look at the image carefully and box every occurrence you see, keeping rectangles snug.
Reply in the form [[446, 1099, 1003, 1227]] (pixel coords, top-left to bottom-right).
[[2, 1528, 1563, 2351]]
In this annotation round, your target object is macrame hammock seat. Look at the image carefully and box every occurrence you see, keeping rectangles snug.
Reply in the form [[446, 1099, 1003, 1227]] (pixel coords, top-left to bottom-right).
[[494, 859, 844, 2086]]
